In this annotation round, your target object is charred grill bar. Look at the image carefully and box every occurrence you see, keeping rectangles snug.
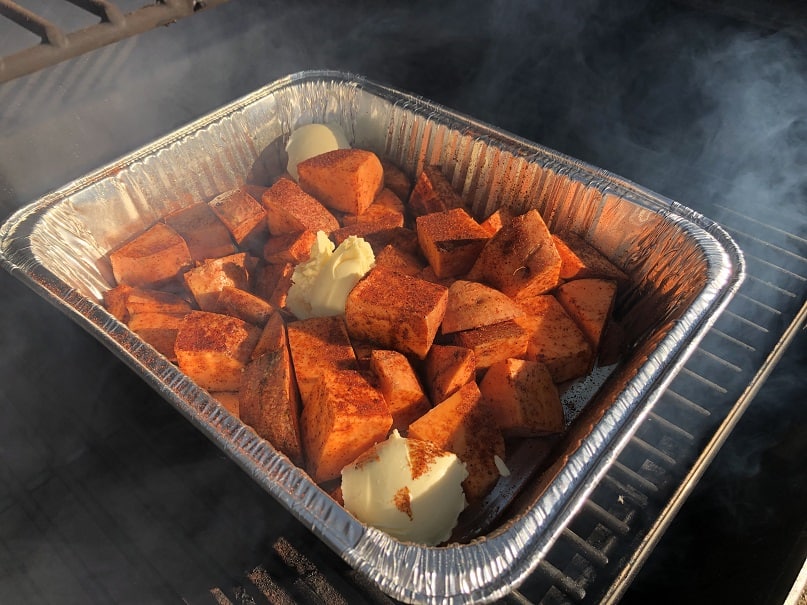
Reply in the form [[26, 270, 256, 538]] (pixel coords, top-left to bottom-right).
[[1, 1, 805, 604]]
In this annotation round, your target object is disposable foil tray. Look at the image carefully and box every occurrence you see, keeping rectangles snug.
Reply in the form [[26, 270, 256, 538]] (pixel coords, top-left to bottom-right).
[[0, 70, 744, 604]]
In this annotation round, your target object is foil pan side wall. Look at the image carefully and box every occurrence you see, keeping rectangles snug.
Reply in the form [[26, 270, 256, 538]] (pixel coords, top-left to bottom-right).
[[0, 71, 745, 605]]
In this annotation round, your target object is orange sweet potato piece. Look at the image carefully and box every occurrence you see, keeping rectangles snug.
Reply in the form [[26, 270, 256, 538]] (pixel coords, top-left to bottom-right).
[[478, 208, 512, 236], [164, 202, 237, 261], [251, 310, 286, 360], [380, 158, 412, 202], [174, 310, 261, 391], [183, 252, 252, 312], [341, 188, 405, 227], [240, 344, 304, 465], [124, 287, 193, 317], [423, 344, 476, 405], [301, 369, 392, 483], [127, 312, 187, 362], [103, 284, 134, 322], [208, 187, 268, 250], [553, 231, 629, 287], [253, 262, 294, 309], [554, 278, 618, 352], [262, 230, 317, 265], [286, 316, 358, 404], [261, 177, 340, 236], [416, 208, 490, 278], [467, 209, 561, 300], [345, 267, 448, 359], [408, 381, 504, 504], [297, 148, 384, 215], [515, 294, 594, 383], [369, 349, 432, 433], [109, 223, 192, 288], [373, 243, 425, 276], [210, 391, 240, 416], [441, 280, 524, 335], [329, 215, 404, 247], [450, 319, 529, 369], [408, 165, 465, 218], [479, 358, 564, 437], [216, 285, 274, 326]]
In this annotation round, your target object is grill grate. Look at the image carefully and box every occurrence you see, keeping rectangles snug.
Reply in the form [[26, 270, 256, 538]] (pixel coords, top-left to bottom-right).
[[0, 0, 231, 83]]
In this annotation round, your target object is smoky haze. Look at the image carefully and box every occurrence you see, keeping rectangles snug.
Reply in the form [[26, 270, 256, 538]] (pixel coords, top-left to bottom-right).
[[0, 1, 805, 604]]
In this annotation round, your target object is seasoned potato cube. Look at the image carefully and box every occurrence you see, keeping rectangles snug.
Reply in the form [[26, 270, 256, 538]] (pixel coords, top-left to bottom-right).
[[208, 187, 268, 249], [515, 294, 594, 383], [109, 223, 192, 288], [423, 344, 476, 405], [467, 209, 561, 300], [345, 267, 448, 359], [251, 310, 286, 359], [479, 208, 512, 236], [450, 319, 529, 369], [369, 349, 432, 433], [408, 165, 465, 217], [261, 177, 340, 236], [416, 208, 490, 278], [262, 230, 317, 265], [174, 311, 261, 391], [408, 381, 504, 503], [240, 344, 304, 466], [216, 286, 274, 326], [164, 202, 237, 261], [361, 226, 420, 257], [342, 188, 405, 228], [183, 252, 251, 312], [301, 369, 392, 483], [373, 243, 425, 276], [210, 391, 240, 416], [441, 280, 524, 335], [253, 262, 294, 309], [554, 278, 618, 352], [297, 148, 384, 215], [103, 284, 134, 322], [128, 312, 187, 362], [553, 231, 629, 287], [380, 158, 412, 201], [286, 316, 358, 404], [479, 358, 564, 437], [329, 215, 404, 247], [124, 287, 193, 317]]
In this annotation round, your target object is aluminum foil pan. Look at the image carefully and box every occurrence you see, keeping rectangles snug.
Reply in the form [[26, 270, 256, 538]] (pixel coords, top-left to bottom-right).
[[0, 70, 744, 604]]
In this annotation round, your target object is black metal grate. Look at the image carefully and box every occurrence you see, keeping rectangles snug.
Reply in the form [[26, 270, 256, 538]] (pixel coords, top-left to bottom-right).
[[0, 0, 231, 83]]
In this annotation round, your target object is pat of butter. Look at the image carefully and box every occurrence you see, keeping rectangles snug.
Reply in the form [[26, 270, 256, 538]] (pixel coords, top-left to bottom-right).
[[286, 123, 350, 181], [287, 231, 375, 320], [341, 430, 468, 546]]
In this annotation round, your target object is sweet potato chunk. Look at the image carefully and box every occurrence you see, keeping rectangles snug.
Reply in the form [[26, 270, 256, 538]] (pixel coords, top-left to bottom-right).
[[210, 391, 240, 416], [516, 294, 594, 383], [345, 267, 448, 359], [262, 230, 317, 265], [240, 344, 304, 465], [342, 188, 405, 227], [408, 381, 504, 503], [253, 262, 294, 308], [329, 215, 405, 247], [467, 209, 561, 300], [380, 158, 412, 201], [208, 187, 268, 249], [553, 231, 629, 287], [479, 358, 564, 437], [174, 311, 261, 391], [128, 312, 187, 362], [297, 148, 384, 215], [124, 287, 193, 317], [183, 252, 252, 312], [373, 244, 425, 276], [301, 369, 392, 483], [261, 178, 340, 236], [408, 165, 465, 217], [216, 286, 274, 326], [286, 316, 358, 404], [109, 223, 192, 288], [251, 310, 286, 360], [450, 319, 529, 369], [479, 208, 512, 236], [554, 278, 618, 352], [164, 202, 237, 261], [423, 344, 476, 405], [369, 349, 431, 432], [416, 208, 490, 278], [441, 280, 524, 335], [103, 284, 134, 322]]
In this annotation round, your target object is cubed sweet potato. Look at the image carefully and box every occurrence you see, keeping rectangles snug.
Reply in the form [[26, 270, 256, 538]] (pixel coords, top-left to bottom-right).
[[369, 349, 431, 433], [441, 280, 524, 335], [373, 244, 425, 276], [103, 284, 134, 322], [408, 165, 465, 217], [478, 208, 512, 236], [553, 231, 629, 287], [240, 344, 304, 465], [361, 226, 421, 258], [416, 208, 490, 278], [174, 310, 261, 391], [479, 358, 564, 437], [210, 391, 240, 416], [301, 369, 392, 483], [128, 312, 187, 361], [297, 148, 384, 215], [183, 252, 252, 312], [467, 209, 561, 300], [423, 344, 476, 405], [164, 202, 237, 261], [407, 381, 504, 504], [251, 310, 286, 359], [341, 188, 405, 228], [208, 187, 268, 250], [329, 215, 404, 247], [286, 316, 358, 404], [261, 177, 340, 236], [109, 223, 193, 288], [515, 294, 594, 383], [380, 158, 412, 201], [253, 262, 294, 309], [216, 285, 274, 326], [450, 319, 529, 369], [345, 267, 448, 359], [262, 230, 317, 265], [124, 287, 193, 317], [554, 278, 618, 352]]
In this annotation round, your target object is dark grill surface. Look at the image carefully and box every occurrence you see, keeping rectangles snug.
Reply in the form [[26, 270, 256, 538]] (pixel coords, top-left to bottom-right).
[[1, 1, 805, 604]]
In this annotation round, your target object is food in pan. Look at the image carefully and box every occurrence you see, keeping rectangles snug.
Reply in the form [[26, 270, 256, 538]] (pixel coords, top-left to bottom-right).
[[285, 122, 350, 180], [102, 125, 626, 544]]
